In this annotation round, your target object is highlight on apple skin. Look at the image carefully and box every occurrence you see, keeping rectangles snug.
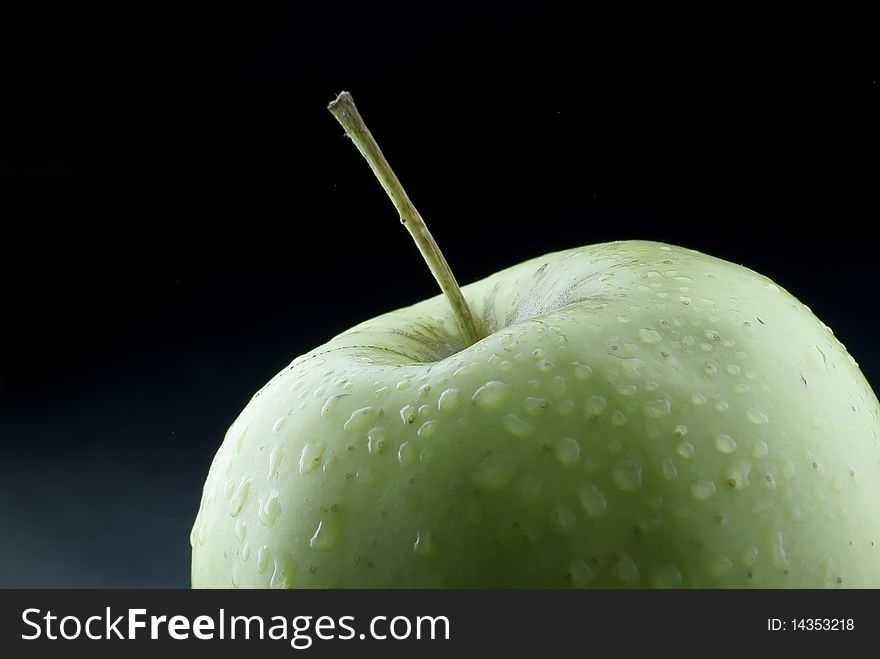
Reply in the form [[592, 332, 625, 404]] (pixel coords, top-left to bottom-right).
[[190, 240, 880, 588]]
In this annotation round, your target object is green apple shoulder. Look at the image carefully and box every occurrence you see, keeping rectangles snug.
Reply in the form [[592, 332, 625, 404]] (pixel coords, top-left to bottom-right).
[[191, 241, 880, 588]]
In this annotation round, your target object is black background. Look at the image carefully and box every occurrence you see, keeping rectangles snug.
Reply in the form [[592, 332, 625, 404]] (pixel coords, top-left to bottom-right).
[[0, 4, 876, 586]]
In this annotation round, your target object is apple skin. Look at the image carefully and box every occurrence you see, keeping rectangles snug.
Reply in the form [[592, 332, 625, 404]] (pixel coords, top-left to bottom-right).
[[191, 240, 880, 588]]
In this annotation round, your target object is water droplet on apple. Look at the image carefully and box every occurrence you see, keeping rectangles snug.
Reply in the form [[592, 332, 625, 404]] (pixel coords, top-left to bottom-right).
[[554, 437, 581, 467], [258, 489, 282, 527], [397, 442, 417, 467], [642, 398, 671, 418], [399, 405, 417, 424], [536, 359, 556, 373], [321, 454, 338, 474], [234, 518, 247, 543], [299, 441, 325, 475], [715, 434, 737, 454], [572, 362, 593, 380], [709, 555, 732, 577], [650, 564, 683, 588], [321, 396, 341, 418], [267, 444, 283, 480], [734, 383, 751, 394], [396, 380, 412, 391], [473, 455, 516, 490], [747, 408, 769, 425], [563, 559, 594, 588], [690, 480, 717, 500], [503, 414, 534, 438], [611, 410, 628, 427], [552, 506, 578, 534], [472, 381, 510, 410], [271, 416, 287, 434], [413, 531, 438, 558], [615, 383, 638, 397], [524, 396, 550, 416], [229, 477, 253, 517], [725, 459, 752, 489], [367, 427, 387, 455], [437, 388, 461, 413], [771, 530, 788, 570], [584, 395, 608, 418], [231, 561, 241, 588], [270, 551, 296, 589], [418, 420, 439, 439], [257, 545, 271, 575], [344, 406, 378, 432], [612, 461, 642, 491], [638, 328, 662, 344], [615, 554, 641, 585], [241, 542, 251, 562], [752, 441, 769, 459], [726, 363, 742, 376], [662, 456, 678, 479], [550, 375, 567, 397], [232, 427, 248, 454], [741, 545, 759, 567], [309, 520, 339, 551], [676, 442, 694, 459], [578, 483, 608, 517], [453, 363, 480, 379]]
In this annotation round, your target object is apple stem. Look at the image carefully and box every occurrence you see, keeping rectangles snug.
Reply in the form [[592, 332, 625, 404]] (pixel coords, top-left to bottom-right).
[[328, 91, 482, 347]]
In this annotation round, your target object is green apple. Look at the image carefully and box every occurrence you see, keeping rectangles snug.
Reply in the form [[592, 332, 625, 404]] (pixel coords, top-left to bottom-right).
[[190, 94, 880, 588]]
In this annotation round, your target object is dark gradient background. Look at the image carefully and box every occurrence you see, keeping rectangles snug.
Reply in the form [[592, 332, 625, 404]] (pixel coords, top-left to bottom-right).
[[1, 5, 875, 586]]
